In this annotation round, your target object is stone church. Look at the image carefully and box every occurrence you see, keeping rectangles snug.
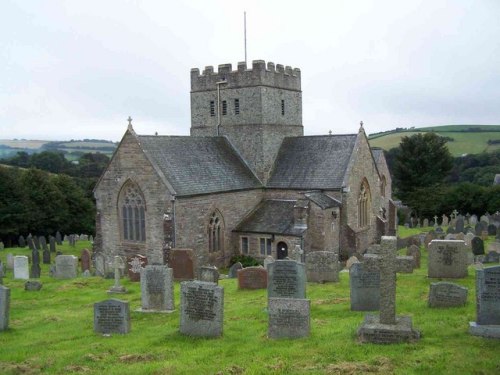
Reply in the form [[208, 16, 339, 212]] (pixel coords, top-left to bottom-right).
[[93, 60, 396, 268]]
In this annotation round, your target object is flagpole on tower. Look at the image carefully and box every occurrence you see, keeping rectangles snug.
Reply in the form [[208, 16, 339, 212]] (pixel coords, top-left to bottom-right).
[[244, 11, 247, 65]]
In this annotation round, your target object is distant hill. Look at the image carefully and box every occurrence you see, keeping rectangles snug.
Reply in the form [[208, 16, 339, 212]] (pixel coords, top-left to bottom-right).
[[0, 139, 118, 160], [368, 125, 500, 156]]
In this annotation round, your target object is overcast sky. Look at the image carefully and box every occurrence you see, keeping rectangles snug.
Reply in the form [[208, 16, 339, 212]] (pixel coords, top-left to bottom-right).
[[2, 0, 500, 141]]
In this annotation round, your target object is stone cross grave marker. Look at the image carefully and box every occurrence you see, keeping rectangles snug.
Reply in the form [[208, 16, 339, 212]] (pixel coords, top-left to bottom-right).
[[108, 256, 127, 294], [30, 249, 41, 279], [127, 254, 147, 282], [54, 255, 78, 279], [428, 240, 468, 279], [268, 298, 310, 339], [469, 266, 500, 338], [433, 215, 439, 227], [0, 285, 10, 331], [179, 280, 224, 337], [357, 236, 420, 344], [14, 256, 29, 280], [267, 260, 306, 299], [305, 251, 339, 283], [349, 262, 380, 311], [428, 282, 468, 308], [140, 265, 174, 312], [94, 299, 130, 334], [237, 266, 267, 290]]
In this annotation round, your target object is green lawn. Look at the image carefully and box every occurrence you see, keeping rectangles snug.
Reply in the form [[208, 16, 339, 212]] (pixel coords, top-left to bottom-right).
[[0, 237, 499, 374]]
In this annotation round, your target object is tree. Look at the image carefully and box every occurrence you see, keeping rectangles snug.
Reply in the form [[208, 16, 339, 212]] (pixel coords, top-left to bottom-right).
[[393, 133, 453, 203]]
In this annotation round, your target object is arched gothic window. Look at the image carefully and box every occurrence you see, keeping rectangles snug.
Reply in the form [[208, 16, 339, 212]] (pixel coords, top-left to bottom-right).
[[381, 175, 387, 197], [208, 211, 224, 252], [358, 179, 371, 228], [119, 182, 146, 242]]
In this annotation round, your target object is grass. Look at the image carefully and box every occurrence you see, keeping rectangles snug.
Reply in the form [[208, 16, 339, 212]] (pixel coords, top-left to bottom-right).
[[1, 233, 499, 374]]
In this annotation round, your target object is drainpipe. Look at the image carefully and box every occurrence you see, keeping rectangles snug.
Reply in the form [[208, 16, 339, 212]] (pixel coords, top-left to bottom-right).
[[171, 196, 176, 248]]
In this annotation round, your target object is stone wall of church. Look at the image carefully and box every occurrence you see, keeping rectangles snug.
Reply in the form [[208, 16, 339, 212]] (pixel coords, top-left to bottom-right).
[[173, 189, 263, 268], [307, 204, 340, 254], [233, 232, 302, 261], [94, 131, 173, 262]]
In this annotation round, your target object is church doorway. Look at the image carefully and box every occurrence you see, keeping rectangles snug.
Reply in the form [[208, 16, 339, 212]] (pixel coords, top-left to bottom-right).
[[276, 241, 288, 259]]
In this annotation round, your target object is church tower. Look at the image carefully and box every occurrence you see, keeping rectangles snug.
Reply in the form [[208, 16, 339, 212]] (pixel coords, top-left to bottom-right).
[[190, 60, 303, 183]]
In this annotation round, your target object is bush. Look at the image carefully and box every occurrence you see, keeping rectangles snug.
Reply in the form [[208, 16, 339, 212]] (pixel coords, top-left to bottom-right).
[[229, 254, 262, 267]]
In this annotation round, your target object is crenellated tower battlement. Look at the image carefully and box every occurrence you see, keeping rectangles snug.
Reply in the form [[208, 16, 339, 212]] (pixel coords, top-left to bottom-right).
[[191, 60, 301, 92]]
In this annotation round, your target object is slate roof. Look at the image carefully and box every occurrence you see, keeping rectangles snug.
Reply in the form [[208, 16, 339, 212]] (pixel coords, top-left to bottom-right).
[[137, 135, 262, 196], [234, 200, 305, 236], [371, 147, 384, 163], [267, 135, 358, 190], [304, 192, 342, 209]]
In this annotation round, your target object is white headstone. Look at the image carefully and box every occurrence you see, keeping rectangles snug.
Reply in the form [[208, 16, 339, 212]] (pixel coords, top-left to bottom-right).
[[13, 256, 29, 280]]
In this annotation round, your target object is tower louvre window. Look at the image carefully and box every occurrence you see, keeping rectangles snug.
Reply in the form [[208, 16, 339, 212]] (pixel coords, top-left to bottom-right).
[[281, 99, 285, 115], [234, 99, 240, 115], [222, 100, 227, 115], [210, 101, 215, 117]]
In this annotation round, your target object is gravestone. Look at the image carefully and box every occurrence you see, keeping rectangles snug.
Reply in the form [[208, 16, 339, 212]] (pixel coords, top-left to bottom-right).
[[406, 245, 421, 268], [357, 236, 419, 344], [305, 251, 339, 283], [14, 256, 29, 280], [268, 298, 310, 339], [81, 249, 91, 273], [140, 265, 174, 312], [424, 233, 434, 249], [25, 281, 43, 291], [237, 267, 267, 290], [39, 236, 47, 251], [428, 282, 468, 308], [263, 256, 274, 270], [179, 281, 224, 337], [470, 214, 478, 226], [469, 266, 500, 338], [94, 299, 130, 334], [442, 215, 449, 227], [455, 232, 465, 241], [199, 266, 219, 284], [488, 241, 500, 253], [367, 244, 381, 254], [484, 251, 500, 264], [428, 240, 468, 278], [49, 237, 56, 253], [0, 285, 10, 331], [345, 255, 360, 269], [471, 237, 485, 256], [170, 249, 195, 281], [290, 245, 303, 263], [6, 254, 14, 270], [54, 255, 78, 279], [350, 262, 380, 311], [30, 249, 41, 279], [435, 226, 444, 234], [267, 260, 306, 299], [18, 235, 26, 248], [55, 231, 62, 245], [89, 235, 94, 242], [423, 218, 429, 228], [488, 224, 497, 236], [228, 262, 242, 278], [108, 256, 127, 294], [0, 262, 4, 284], [94, 252, 106, 277], [42, 249, 51, 264], [480, 215, 490, 224], [464, 233, 475, 247], [475, 222, 486, 236], [33, 236, 40, 250], [456, 216, 465, 233], [27, 237, 35, 251], [63, 235, 68, 242], [127, 254, 147, 282]]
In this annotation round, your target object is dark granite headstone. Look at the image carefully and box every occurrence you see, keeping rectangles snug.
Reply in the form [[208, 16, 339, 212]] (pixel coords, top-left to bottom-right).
[[471, 237, 485, 256], [349, 262, 380, 311], [228, 262, 243, 278], [469, 266, 500, 338], [18, 235, 26, 248], [484, 251, 500, 264], [27, 237, 35, 251], [49, 236, 56, 253], [42, 249, 51, 265], [488, 224, 497, 236], [33, 236, 40, 250], [475, 222, 486, 236], [30, 249, 41, 279], [267, 260, 306, 299], [55, 231, 62, 245], [170, 249, 195, 281], [456, 216, 465, 233], [237, 267, 267, 289], [179, 281, 223, 337], [39, 236, 47, 251], [127, 254, 147, 282], [428, 282, 467, 307], [268, 298, 310, 339], [94, 299, 130, 334]]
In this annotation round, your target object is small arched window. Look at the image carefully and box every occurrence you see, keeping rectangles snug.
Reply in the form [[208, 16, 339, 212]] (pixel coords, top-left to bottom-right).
[[208, 211, 224, 252], [381, 175, 387, 197], [119, 182, 146, 242], [358, 179, 371, 228]]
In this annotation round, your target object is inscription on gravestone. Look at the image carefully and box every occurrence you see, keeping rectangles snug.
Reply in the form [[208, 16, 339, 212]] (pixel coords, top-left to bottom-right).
[[428, 282, 468, 308], [237, 267, 267, 289], [470, 266, 500, 338], [140, 265, 174, 312], [350, 262, 380, 311], [268, 260, 306, 299], [428, 240, 468, 279], [305, 251, 339, 283], [268, 298, 310, 339], [93, 299, 130, 334]]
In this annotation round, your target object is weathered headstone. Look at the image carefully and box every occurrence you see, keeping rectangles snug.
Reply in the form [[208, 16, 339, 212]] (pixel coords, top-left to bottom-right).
[[456, 216, 465, 233], [18, 235, 26, 248], [357, 236, 419, 344], [488, 241, 500, 253], [0, 262, 4, 284], [488, 224, 497, 236], [140, 265, 174, 312], [94, 299, 130, 334], [237, 267, 267, 290], [108, 256, 127, 294], [471, 237, 485, 256], [470, 215, 478, 226], [94, 252, 106, 277], [428, 240, 468, 278], [42, 249, 51, 264], [268, 298, 310, 339], [469, 266, 500, 338], [6, 254, 14, 270], [345, 255, 360, 270], [49, 236, 56, 253], [484, 251, 500, 264], [199, 266, 219, 284], [27, 237, 35, 251], [305, 251, 339, 283], [350, 262, 380, 311], [290, 245, 303, 263], [423, 218, 429, 228], [263, 256, 274, 270], [33, 236, 40, 250], [475, 222, 486, 236], [480, 215, 490, 225], [170, 249, 195, 281], [30, 249, 41, 279], [179, 281, 224, 337], [442, 215, 449, 227], [464, 232, 475, 247], [228, 262, 242, 278], [268, 260, 306, 299], [25, 281, 43, 291], [406, 245, 421, 269], [39, 236, 47, 251], [455, 232, 465, 241], [424, 233, 434, 249], [0, 242, 3, 250], [81, 249, 91, 273], [55, 231, 62, 245], [54, 255, 78, 279], [428, 282, 468, 308], [0, 285, 10, 331], [127, 254, 147, 282], [14, 256, 29, 280]]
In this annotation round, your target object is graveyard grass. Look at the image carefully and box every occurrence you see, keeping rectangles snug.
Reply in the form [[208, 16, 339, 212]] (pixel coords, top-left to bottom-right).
[[1, 234, 500, 374]]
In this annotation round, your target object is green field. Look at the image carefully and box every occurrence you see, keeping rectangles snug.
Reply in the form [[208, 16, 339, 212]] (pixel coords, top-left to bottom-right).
[[369, 125, 500, 156], [0, 231, 499, 374]]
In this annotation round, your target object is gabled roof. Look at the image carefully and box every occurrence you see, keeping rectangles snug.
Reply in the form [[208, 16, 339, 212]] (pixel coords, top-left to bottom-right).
[[304, 191, 342, 209], [234, 200, 305, 236], [267, 134, 358, 190], [137, 135, 262, 196], [371, 147, 384, 163]]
